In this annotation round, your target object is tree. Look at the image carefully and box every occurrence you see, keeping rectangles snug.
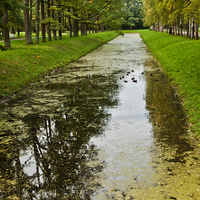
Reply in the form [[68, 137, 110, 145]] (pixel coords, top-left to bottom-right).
[[47, 0, 52, 41], [2, 7, 11, 47], [36, 0, 40, 43], [23, 0, 33, 44], [143, 0, 199, 39], [41, 0, 46, 42], [58, 0, 62, 39], [51, 0, 57, 40], [122, 0, 145, 30], [1, 0, 23, 47]]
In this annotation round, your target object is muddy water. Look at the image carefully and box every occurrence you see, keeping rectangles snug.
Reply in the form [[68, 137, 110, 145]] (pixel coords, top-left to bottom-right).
[[0, 33, 200, 200]]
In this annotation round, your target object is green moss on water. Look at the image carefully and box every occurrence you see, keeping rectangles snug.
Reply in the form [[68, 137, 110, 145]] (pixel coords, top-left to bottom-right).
[[0, 32, 118, 99]]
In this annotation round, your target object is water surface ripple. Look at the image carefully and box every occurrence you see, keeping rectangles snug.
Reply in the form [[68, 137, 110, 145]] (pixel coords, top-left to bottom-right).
[[0, 34, 200, 200]]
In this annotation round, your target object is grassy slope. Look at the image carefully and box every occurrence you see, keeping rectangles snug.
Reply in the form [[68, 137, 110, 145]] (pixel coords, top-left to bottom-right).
[[0, 32, 118, 99], [137, 30, 200, 137]]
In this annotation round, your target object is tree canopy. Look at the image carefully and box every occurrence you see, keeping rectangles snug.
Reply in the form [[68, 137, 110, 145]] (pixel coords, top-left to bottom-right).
[[143, 0, 199, 39], [1, 0, 146, 47]]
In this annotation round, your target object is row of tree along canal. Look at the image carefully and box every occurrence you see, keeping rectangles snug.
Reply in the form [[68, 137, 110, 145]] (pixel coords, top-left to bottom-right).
[[1, 0, 145, 48]]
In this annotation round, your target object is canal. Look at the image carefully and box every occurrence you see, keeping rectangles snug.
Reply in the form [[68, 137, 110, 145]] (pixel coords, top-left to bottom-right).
[[0, 33, 200, 199]]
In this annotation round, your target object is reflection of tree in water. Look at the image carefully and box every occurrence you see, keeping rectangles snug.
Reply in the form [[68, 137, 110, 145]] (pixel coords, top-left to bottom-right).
[[145, 66, 193, 163], [0, 72, 119, 199]]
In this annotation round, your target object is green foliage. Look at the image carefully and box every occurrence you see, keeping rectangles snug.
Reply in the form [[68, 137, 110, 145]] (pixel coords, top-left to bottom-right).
[[122, 0, 145, 29], [1, 0, 24, 29], [139, 30, 200, 137], [41, 17, 65, 31], [143, 0, 200, 31]]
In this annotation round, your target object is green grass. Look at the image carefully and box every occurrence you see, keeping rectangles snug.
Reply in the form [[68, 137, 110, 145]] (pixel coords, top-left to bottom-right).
[[121, 30, 141, 33], [0, 31, 118, 99], [135, 30, 200, 137]]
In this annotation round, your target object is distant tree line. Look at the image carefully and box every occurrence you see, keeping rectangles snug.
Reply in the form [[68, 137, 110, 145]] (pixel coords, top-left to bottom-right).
[[143, 0, 199, 39], [122, 0, 146, 30], [1, 0, 146, 48]]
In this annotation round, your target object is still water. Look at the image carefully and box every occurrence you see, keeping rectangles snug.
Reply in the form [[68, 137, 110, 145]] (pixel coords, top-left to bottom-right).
[[0, 34, 200, 200]]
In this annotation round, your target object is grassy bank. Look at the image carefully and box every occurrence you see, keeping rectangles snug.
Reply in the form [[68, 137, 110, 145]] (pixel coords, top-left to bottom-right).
[[0, 31, 118, 99], [137, 30, 200, 137]]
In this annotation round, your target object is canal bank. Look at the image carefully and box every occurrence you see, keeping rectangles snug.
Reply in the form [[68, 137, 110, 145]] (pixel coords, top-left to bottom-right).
[[138, 30, 200, 137], [0, 33, 200, 199], [0, 31, 119, 99]]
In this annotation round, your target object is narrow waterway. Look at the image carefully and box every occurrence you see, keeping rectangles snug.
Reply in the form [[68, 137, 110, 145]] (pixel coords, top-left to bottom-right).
[[0, 33, 200, 200]]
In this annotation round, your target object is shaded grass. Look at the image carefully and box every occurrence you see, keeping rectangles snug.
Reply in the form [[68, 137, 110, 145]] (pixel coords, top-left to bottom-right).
[[0, 31, 118, 99], [136, 30, 200, 137]]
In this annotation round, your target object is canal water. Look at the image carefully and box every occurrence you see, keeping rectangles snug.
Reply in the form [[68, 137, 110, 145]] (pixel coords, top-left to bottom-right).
[[0, 33, 200, 200]]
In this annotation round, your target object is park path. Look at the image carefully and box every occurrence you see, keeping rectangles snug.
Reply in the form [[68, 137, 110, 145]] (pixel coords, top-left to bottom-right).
[[0, 33, 68, 42]]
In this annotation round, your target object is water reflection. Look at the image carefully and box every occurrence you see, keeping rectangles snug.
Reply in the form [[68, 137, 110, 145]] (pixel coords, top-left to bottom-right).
[[144, 59, 200, 200], [0, 68, 120, 199], [1, 34, 200, 200], [145, 60, 193, 162]]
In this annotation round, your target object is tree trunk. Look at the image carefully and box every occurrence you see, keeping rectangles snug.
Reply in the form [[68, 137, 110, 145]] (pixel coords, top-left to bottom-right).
[[157, 20, 159, 32], [41, 0, 46, 42], [180, 16, 183, 36], [18, 27, 20, 37], [101, 24, 105, 32], [81, 23, 84, 36], [2, 8, 11, 47], [169, 26, 172, 35], [195, 23, 199, 40], [177, 18, 180, 36], [92, 25, 95, 34], [23, 0, 33, 44], [51, 0, 57, 40], [36, 0, 40, 43], [85, 23, 87, 35], [68, 8, 73, 37], [58, 2, 62, 40], [29, 0, 33, 39], [175, 21, 177, 36], [172, 22, 175, 35], [186, 18, 190, 38], [81, 23, 87, 36], [73, 9, 79, 37], [47, 0, 52, 41], [191, 19, 195, 39], [89, 26, 91, 34]]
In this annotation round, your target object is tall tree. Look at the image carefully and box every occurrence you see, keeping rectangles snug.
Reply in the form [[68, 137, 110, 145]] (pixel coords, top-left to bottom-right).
[[23, 0, 33, 44], [73, 9, 79, 37], [2, 7, 11, 47], [68, 8, 73, 37], [51, 0, 57, 40], [58, 0, 62, 39], [41, 0, 46, 42], [47, 0, 52, 41], [1, 0, 24, 47], [36, 0, 40, 43], [143, 0, 199, 39]]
